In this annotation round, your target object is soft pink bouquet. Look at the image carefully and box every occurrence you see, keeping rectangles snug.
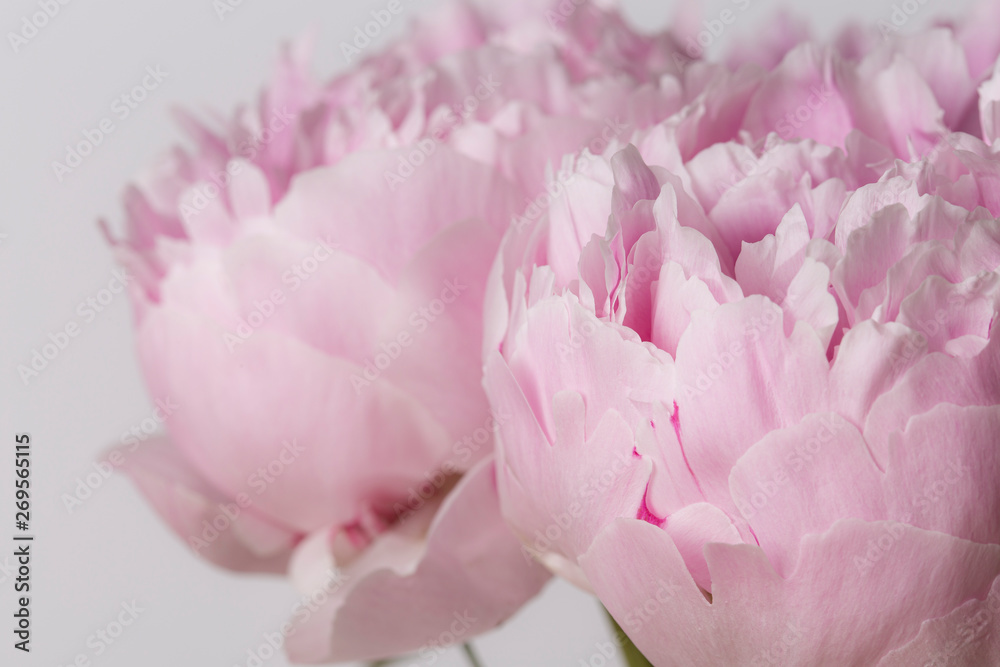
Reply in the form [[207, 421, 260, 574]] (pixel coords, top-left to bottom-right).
[[107, 0, 1000, 664]]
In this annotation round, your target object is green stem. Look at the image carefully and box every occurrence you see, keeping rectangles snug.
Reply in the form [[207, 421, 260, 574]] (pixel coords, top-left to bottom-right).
[[367, 661, 395, 667], [462, 642, 485, 667], [604, 607, 654, 667]]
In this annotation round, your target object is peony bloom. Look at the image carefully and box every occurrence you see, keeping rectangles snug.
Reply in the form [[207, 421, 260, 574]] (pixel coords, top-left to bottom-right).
[[484, 12, 1000, 665], [105, 0, 710, 663]]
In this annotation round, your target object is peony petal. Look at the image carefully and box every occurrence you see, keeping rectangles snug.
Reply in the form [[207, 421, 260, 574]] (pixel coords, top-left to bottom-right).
[[273, 145, 522, 282], [980, 60, 1000, 146], [673, 296, 830, 514], [662, 503, 743, 593], [864, 329, 1000, 459], [729, 413, 885, 576], [284, 458, 550, 663], [485, 348, 653, 572], [742, 44, 853, 148], [581, 518, 1000, 666], [377, 217, 502, 445], [876, 574, 1000, 666], [136, 302, 453, 534], [883, 403, 1000, 544], [828, 319, 927, 431], [116, 436, 298, 574]]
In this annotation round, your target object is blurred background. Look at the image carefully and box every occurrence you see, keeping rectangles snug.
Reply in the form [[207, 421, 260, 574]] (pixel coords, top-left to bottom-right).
[[0, 0, 980, 664]]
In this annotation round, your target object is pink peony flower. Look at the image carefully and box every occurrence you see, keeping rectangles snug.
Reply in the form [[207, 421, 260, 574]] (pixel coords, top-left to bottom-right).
[[105, 0, 711, 662], [484, 12, 1000, 665]]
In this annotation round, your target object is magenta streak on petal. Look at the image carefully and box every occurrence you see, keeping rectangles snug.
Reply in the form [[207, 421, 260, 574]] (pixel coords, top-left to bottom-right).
[[671, 401, 706, 500], [637, 483, 666, 527], [744, 522, 761, 547]]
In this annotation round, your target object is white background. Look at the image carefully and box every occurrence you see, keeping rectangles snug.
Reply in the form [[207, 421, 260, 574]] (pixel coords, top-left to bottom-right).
[[0, 0, 977, 665]]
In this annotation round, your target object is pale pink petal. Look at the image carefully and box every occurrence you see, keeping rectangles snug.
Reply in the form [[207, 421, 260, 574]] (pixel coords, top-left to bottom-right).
[[980, 60, 1000, 146], [729, 414, 885, 577], [378, 217, 502, 445], [829, 319, 927, 431], [484, 348, 653, 569], [581, 518, 1000, 666], [117, 436, 298, 574], [273, 145, 521, 281], [742, 44, 853, 148], [662, 503, 743, 593], [876, 575, 1000, 666], [883, 404, 1000, 544], [137, 303, 452, 534], [285, 459, 550, 663], [674, 296, 830, 514], [864, 331, 1000, 458]]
